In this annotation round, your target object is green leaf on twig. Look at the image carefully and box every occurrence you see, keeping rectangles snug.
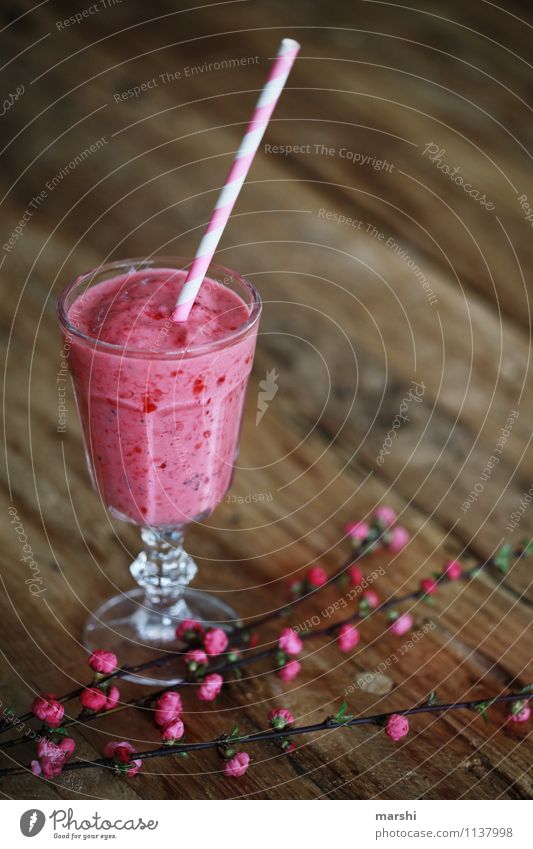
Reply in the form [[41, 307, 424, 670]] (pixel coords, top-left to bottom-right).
[[520, 538, 533, 556], [332, 701, 354, 724], [358, 599, 371, 617], [474, 699, 497, 723], [276, 650, 288, 667], [228, 725, 240, 742], [427, 691, 438, 706]]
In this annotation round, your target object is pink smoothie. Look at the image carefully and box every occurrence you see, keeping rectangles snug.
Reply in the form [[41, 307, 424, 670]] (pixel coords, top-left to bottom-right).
[[65, 268, 259, 526]]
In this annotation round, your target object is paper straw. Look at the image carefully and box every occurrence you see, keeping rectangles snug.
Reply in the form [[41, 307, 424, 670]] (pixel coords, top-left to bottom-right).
[[171, 38, 301, 323]]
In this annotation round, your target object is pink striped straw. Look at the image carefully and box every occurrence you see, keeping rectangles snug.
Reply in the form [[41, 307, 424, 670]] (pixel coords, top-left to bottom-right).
[[171, 38, 301, 323]]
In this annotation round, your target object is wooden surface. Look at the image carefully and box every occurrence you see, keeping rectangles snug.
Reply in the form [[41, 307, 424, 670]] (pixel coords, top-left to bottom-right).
[[1, 0, 532, 800]]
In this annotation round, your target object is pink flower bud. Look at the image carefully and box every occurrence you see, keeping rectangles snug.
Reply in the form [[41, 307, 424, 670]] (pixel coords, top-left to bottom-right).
[[278, 628, 303, 656], [161, 717, 185, 742], [203, 627, 229, 657], [154, 691, 183, 726], [31, 693, 64, 728], [88, 649, 118, 675], [105, 686, 120, 710], [104, 740, 133, 760], [420, 577, 438, 596], [198, 673, 224, 702], [103, 740, 142, 776], [337, 623, 360, 652], [389, 526, 410, 552], [306, 566, 328, 587], [389, 613, 413, 637], [59, 737, 76, 758], [345, 520, 370, 542], [33, 737, 75, 778], [175, 619, 204, 642], [80, 687, 108, 712], [268, 707, 295, 729], [374, 506, 397, 527], [386, 714, 409, 741], [185, 648, 208, 668], [362, 589, 379, 609], [348, 565, 365, 587], [277, 660, 301, 682], [224, 751, 250, 778], [443, 559, 462, 581]]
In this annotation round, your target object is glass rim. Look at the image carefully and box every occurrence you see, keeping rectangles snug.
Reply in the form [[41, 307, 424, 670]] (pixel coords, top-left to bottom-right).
[[57, 255, 262, 360]]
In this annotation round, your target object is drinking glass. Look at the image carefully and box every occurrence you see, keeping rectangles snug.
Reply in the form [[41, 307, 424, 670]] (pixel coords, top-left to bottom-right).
[[57, 257, 261, 683]]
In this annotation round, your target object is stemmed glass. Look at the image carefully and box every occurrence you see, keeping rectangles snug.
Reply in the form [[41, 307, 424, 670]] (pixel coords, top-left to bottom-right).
[[58, 257, 261, 683]]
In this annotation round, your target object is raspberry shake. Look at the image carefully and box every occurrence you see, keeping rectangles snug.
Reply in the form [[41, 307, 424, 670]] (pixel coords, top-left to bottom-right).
[[62, 263, 260, 527]]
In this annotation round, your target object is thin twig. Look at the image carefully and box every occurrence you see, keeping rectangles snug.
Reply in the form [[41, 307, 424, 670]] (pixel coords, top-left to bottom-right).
[[0, 550, 510, 753], [0, 691, 529, 778], [0, 546, 366, 737]]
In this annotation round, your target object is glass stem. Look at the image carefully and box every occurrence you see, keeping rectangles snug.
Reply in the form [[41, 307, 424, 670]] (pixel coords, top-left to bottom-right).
[[130, 527, 198, 622]]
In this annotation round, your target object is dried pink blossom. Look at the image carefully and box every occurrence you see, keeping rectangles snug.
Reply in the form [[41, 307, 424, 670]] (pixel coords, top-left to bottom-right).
[[31, 694, 64, 728], [348, 565, 365, 587], [175, 619, 204, 641], [389, 613, 413, 637], [161, 717, 185, 742], [203, 627, 229, 657], [337, 623, 360, 652], [105, 686, 120, 710], [33, 737, 75, 778], [386, 714, 409, 741], [306, 566, 328, 587], [268, 708, 295, 729], [345, 520, 370, 542], [88, 650, 118, 675], [362, 589, 379, 609], [389, 526, 410, 552], [154, 691, 183, 726], [185, 648, 208, 669], [420, 577, 438, 595], [224, 751, 250, 778], [103, 740, 142, 776], [374, 506, 397, 527], [80, 687, 108, 712], [443, 560, 462, 580], [277, 660, 301, 682]]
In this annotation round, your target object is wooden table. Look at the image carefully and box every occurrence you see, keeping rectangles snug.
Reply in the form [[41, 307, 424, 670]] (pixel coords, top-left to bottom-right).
[[1, 0, 532, 800]]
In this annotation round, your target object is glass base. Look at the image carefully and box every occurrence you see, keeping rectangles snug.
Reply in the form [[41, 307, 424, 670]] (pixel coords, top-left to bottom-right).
[[83, 588, 239, 685]]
